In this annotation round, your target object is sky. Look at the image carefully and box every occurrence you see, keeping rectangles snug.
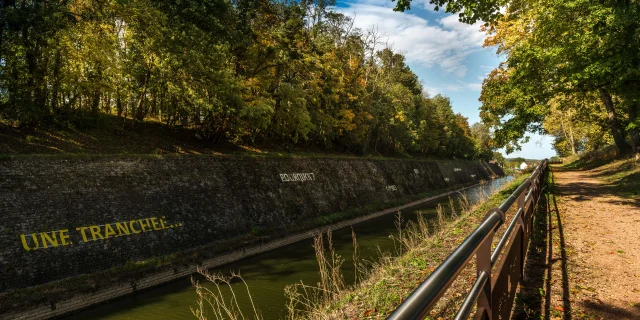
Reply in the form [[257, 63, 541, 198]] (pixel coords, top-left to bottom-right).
[[334, 0, 556, 160]]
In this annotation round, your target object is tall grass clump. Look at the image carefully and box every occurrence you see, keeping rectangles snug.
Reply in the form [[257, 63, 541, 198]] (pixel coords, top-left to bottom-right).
[[285, 230, 354, 319], [285, 176, 522, 319], [191, 268, 261, 320]]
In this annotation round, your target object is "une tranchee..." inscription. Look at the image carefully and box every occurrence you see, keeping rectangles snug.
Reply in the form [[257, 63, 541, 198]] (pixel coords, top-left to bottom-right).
[[279, 172, 315, 182], [19, 216, 183, 251]]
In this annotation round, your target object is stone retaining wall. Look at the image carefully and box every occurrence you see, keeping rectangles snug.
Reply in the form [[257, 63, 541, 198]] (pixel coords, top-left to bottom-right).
[[0, 182, 484, 320], [0, 155, 503, 294]]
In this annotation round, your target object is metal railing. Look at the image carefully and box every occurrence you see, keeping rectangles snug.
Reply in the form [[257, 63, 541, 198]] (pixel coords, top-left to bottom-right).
[[388, 159, 549, 320]]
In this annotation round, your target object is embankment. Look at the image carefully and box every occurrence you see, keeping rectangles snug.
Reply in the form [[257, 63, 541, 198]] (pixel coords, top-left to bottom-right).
[[0, 155, 502, 317], [308, 175, 528, 318]]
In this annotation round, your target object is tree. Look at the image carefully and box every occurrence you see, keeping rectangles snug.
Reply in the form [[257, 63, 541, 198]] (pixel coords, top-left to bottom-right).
[[0, 0, 487, 160], [479, 66, 545, 154], [470, 122, 493, 160], [480, 0, 640, 155], [492, 151, 505, 167], [543, 93, 611, 157]]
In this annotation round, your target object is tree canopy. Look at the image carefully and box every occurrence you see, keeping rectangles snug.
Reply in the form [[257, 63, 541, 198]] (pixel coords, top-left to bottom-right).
[[392, 0, 506, 24], [479, 0, 640, 155], [395, 0, 640, 157], [0, 0, 497, 160]]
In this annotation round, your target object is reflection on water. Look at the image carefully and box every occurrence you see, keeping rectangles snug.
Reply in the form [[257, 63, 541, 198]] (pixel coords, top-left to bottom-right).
[[63, 176, 513, 320]]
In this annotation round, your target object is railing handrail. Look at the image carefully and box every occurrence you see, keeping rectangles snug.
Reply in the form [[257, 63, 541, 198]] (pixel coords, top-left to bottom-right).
[[388, 159, 549, 320]]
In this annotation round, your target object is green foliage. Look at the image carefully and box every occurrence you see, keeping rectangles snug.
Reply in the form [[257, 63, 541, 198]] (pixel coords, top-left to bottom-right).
[[491, 151, 505, 166], [0, 0, 488, 159], [470, 122, 493, 160], [391, 0, 507, 24], [543, 93, 612, 157], [549, 156, 562, 163], [480, 0, 640, 155]]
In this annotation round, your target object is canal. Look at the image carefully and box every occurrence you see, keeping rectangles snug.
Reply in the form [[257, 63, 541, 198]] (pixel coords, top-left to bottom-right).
[[63, 176, 514, 320]]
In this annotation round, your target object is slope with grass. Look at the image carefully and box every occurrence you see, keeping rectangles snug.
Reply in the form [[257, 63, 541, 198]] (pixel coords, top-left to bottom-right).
[[0, 115, 481, 160], [288, 174, 532, 319]]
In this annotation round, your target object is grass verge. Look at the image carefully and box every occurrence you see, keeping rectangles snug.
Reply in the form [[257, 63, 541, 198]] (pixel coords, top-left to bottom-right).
[[561, 149, 639, 199], [588, 158, 639, 199], [1, 115, 475, 161], [286, 175, 530, 319]]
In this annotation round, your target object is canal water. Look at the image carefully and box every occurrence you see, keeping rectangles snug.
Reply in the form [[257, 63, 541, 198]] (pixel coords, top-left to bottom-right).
[[63, 176, 514, 320]]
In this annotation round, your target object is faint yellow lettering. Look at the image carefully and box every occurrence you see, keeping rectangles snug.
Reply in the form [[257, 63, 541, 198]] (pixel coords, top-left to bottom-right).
[[40, 231, 59, 248], [151, 217, 161, 231], [20, 233, 39, 251], [89, 225, 104, 240], [104, 224, 117, 238], [115, 222, 130, 236], [59, 229, 71, 246], [129, 220, 141, 234], [160, 216, 167, 229], [139, 219, 151, 232], [76, 226, 90, 242]]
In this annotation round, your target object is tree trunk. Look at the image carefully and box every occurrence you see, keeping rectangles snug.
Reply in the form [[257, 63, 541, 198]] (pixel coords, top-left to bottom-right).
[[628, 100, 640, 154], [91, 64, 103, 115], [134, 65, 152, 121], [568, 123, 576, 155], [50, 50, 62, 111], [23, 24, 35, 108], [102, 92, 110, 114], [35, 42, 48, 113], [116, 93, 123, 118], [559, 112, 577, 155], [91, 90, 100, 115], [598, 88, 631, 154], [0, 1, 6, 61]]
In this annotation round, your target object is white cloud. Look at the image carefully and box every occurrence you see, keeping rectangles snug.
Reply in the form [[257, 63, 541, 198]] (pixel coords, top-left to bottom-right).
[[466, 82, 482, 91], [349, 0, 395, 8], [336, 3, 487, 77], [424, 82, 481, 96]]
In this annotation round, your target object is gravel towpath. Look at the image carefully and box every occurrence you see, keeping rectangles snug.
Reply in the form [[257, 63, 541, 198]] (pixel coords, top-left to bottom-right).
[[514, 165, 640, 319]]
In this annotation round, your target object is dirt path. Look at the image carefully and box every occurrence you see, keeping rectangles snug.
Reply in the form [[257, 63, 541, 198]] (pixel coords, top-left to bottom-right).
[[515, 165, 640, 319]]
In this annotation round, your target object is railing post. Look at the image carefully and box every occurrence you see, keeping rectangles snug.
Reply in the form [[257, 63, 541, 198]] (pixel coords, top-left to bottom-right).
[[517, 183, 528, 278], [476, 233, 493, 320]]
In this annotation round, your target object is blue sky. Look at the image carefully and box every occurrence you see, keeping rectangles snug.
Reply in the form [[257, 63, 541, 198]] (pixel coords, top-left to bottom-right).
[[334, 0, 556, 159]]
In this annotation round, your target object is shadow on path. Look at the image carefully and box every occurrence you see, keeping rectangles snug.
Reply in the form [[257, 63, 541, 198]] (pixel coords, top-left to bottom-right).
[[513, 168, 640, 319], [512, 171, 572, 319]]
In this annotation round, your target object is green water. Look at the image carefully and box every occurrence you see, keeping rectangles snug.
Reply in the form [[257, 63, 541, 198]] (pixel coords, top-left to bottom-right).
[[62, 177, 513, 320]]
